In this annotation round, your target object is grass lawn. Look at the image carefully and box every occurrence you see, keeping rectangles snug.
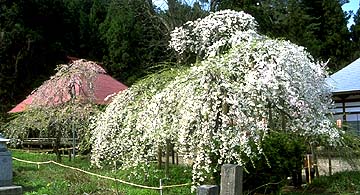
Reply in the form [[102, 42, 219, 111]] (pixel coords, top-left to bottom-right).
[[11, 150, 360, 195], [281, 170, 360, 195], [11, 150, 193, 195]]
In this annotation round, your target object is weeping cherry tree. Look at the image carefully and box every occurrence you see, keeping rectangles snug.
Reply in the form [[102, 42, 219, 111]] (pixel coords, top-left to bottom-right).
[[5, 60, 101, 161], [90, 10, 342, 186]]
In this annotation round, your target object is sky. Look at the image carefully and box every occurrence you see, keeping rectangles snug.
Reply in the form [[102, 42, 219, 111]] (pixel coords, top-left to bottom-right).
[[152, 0, 168, 10], [153, 0, 360, 27], [342, 0, 360, 27]]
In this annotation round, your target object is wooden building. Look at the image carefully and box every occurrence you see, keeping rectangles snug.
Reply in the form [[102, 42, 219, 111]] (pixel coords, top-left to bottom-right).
[[326, 58, 360, 133]]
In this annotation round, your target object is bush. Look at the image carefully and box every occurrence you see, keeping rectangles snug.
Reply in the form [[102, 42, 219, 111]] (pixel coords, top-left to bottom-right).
[[243, 132, 306, 194], [309, 171, 360, 194]]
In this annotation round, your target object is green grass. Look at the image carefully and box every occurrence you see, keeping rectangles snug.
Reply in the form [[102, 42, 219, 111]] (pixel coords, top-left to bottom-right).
[[13, 150, 360, 195], [281, 171, 360, 195], [11, 150, 193, 195]]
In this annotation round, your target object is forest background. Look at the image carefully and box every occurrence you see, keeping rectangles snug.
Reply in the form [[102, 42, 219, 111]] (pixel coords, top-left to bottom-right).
[[1, 0, 360, 123]]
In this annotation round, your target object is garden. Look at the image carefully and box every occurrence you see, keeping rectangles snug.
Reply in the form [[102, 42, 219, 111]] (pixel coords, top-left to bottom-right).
[[10, 149, 360, 194], [3, 9, 360, 194]]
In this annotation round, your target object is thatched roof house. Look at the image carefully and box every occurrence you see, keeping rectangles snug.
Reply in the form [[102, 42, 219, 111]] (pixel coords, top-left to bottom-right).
[[9, 59, 127, 113]]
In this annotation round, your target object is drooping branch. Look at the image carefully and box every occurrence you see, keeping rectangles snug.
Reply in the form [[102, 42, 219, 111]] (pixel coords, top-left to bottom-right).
[[91, 10, 341, 186]]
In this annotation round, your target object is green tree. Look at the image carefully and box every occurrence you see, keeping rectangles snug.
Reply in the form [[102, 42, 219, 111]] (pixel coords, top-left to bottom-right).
[[351, 6, 360, 60], [0, 0, 68, 118], [159, 0, 207, 32], [4, 60, 102, 162], [88, 0, 108, 59], [100, 0, 170, 84], [214, 0, 352, 71], [0, 0, 109, 121], [320, 0, 352, 70]]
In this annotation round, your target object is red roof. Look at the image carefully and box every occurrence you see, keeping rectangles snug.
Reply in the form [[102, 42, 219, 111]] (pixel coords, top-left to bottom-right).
[[9, 96, 34, 113], [94, 74, 127, 104], [9, 60, 127, 113]]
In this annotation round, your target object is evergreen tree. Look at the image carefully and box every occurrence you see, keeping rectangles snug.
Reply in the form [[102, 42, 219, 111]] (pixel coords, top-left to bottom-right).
[[62, 0, 106, 60], [351, 6, 360, 60], [88, 0, 108, 60], [215, 0, 352, 71], [320, 0, 352, 70], [100, 0, 170, 84], [0, 0, 69, 116], [162, 0, 207, 31]]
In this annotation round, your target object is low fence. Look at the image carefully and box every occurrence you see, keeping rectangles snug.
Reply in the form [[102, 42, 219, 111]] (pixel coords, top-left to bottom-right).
[[12, 157, 191, 194], [22, 138, 77, 148], [12, 156, 244, 195]]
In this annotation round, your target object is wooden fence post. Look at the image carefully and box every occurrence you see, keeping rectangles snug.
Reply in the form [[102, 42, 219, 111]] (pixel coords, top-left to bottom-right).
[[220, 164, 243, 195], [197, 185, 219, 195]]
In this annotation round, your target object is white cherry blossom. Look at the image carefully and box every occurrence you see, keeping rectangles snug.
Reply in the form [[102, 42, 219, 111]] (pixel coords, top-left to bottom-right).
[[90, 10, 340, 186]]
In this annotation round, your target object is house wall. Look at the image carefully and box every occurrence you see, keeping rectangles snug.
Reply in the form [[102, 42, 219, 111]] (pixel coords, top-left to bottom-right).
[[333, 101, 360, 135]]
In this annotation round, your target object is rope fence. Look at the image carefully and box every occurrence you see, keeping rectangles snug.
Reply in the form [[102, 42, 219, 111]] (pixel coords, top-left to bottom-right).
[[11, 147, 75, 153], [12, 157, 192, 191]]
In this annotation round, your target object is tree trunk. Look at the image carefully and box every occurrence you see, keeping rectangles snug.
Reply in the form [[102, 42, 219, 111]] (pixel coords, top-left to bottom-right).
[[165, 140, 170, 177], [268, 101, 273, 130], [55, 126, 62, 162], [327, 147, 332, 176], [176, 152, 179, 165], [158, 145, 162, 169], [281, 100, 286, 131], [171, 143, 175, 164]]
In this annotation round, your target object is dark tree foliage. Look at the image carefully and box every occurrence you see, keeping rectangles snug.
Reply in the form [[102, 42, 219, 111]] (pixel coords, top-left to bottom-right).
[[99, 0, 171, 85], [321, 0, 352, 70], [0, 0, 358, 122], [160, 0, 208, 32], [215, 0, 354, 71], [0, 0, 208, 122], [351, 6, 360, 60], [62, 0, 108, 60], [0, 0, 164, 118], [351, 10, 360, 42], [0, 0, 69, 117]]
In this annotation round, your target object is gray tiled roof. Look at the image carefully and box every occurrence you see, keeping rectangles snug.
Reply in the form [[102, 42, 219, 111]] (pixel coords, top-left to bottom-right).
[[326, 58, 360, 93]]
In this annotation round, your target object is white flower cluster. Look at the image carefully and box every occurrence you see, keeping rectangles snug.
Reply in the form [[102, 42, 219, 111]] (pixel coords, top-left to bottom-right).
[[91, 10, 340, 186], [169, 10, 258, 59], [90, 69, 185, 169]]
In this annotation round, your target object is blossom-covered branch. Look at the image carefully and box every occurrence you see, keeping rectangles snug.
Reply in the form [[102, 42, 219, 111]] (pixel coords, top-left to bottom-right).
[[91, 10, 340, 186]]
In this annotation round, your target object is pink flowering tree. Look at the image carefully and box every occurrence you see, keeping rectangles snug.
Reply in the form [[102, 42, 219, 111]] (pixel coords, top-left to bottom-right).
[[5, 60, 102, 161]]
